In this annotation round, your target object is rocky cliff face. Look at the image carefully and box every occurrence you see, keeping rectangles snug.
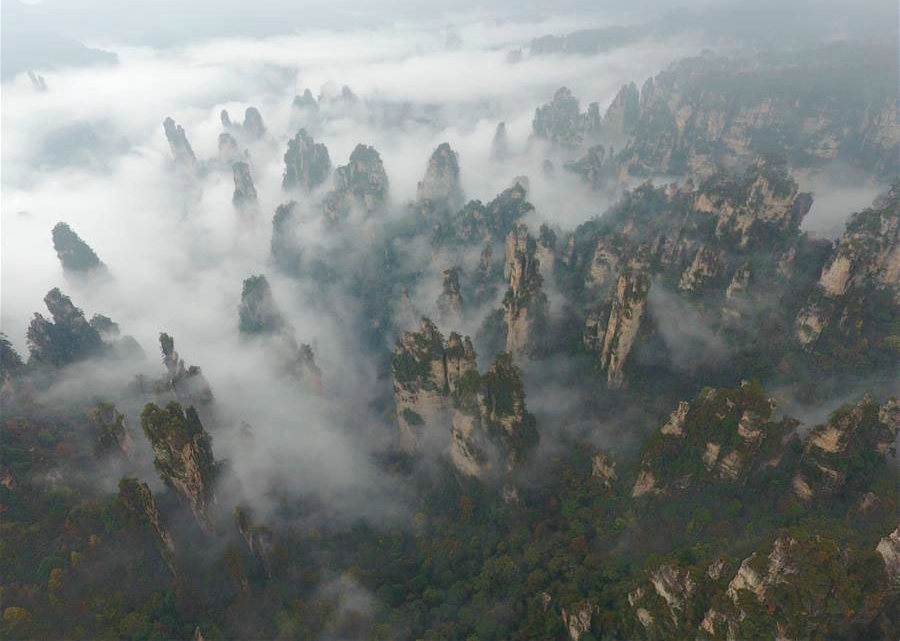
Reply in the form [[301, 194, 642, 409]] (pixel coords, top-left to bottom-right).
[[570, 159, 819, 387], [238, 275, 321, 389], [140, 401, 218, 532], [502, 224, 548, 359], [697, 532, 893, 641], [583, 265, 650, 389], [448, 352, 539, 483], [391, 318, 466, 450], [322, 144, 389, 222], [610, 46, 899, 179], [632, 381, 793, 497], [602, 82, 640, 140], [89, 402, 133, 459], [231, 161, 258, 210], [162, 117, 197, 173], [158, 332, 214, 409], [234, 507, 274, 578], [26, 288, 106, 367], [416, 143, 464, 213], [282, 129, 331, 192], [391, 319, 537, 481], [437, 267, 463, 322], [795, 183, 899, 352], [532, 87, 600, 149], [51, 222, 105, 275], [432, 182, 533, 247], [118, 477, 176, 574], [791, 396, 898, 501]]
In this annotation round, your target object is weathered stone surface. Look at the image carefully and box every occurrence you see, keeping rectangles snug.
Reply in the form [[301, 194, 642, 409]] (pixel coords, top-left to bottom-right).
[[141, 401, 218, 532]]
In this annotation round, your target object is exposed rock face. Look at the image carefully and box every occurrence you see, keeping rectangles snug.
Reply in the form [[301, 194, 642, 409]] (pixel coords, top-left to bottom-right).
[[51, 222, 105, 274], [628, 564, 697, 633], [502, 224, 548, 358], [449, 352, 539, 481], [231, 161, 258, 209], [322, 144, 389, 222], [437, 267, 463, 321], [158, 332, 214, 409], [568, 159, 822, 387], [416, 143, 464, 212], [584, 266, 650, 388], [141, 401, 218, 532], [491, 122, 509, 161], [602, 82, 640, 139], [532, 87, 599, 149], [632, 382, 792, 496], [162, 117, 197, 172], [282, 129, 331, 192], [391, 319, 537, 479], [239, 275, 289, 336], [565, 145, 607, 189], [560, 601, 596, 641], [238, 275, 321, 389], [391, 318, 465, 450], [692, 158, 812, 249], [432, 182, 533, 246], [612, 46, 899, 178], [271, 201, 303, 275], [697, 533, 885, 641], [876, 527, 900, 585], [89, 402, 133, 459], [795, 184, 899, 349], [791, 396, 899, 501], [234, 507, 274, 578], [118, 478, 176, 574], [590, 451, 617, 490], [26, 288, 105, 367]]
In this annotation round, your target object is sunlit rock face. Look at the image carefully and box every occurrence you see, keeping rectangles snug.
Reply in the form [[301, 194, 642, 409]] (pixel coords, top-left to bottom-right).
[[140, 401, 218, 532], [322, 144, 389, 223], [282, 128, 331, 192]]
